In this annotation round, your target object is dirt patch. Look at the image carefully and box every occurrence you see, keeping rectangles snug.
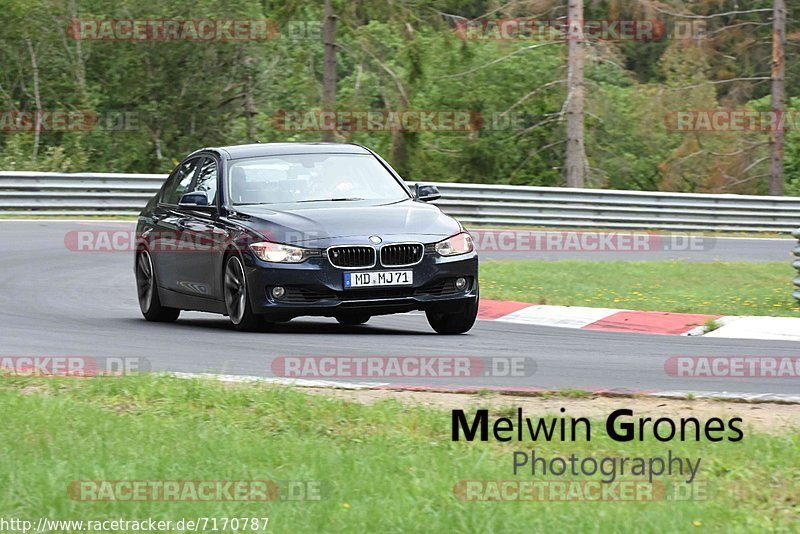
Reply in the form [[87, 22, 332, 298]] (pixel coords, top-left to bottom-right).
[[303, 388, 800, 434]]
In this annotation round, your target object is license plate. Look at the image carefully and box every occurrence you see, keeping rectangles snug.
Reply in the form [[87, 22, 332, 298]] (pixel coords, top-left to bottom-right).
[[344, 270, 413, 288]]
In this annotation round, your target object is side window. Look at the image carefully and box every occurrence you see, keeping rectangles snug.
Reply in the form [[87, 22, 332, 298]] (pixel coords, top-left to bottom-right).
[[161, 158, 200, 204], [158, 173, 178, 203], [192, 157, 218, 205]]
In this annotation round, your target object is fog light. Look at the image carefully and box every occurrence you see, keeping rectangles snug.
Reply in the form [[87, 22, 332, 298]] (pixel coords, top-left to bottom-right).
[[455, 277, 467, 290], [272, 286, 286, 299]]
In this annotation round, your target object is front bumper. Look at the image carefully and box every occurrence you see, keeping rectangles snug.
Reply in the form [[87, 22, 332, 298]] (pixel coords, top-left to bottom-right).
[[243, 248, 478, 319]]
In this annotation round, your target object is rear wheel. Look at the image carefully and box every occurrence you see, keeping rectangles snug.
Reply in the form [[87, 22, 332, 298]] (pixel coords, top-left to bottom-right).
[[136, 249, 180, 322], [224, 254, 271, 332], [425, 297, 478, 334], [335, 314, 371, 326]]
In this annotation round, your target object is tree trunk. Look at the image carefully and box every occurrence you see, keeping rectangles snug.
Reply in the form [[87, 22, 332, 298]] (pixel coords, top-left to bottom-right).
[[151, 127, 163, 161], [769, 0, 786, 196], [26, 39, 42, 162], [69, 0, 88, 104], [243, 56, 257, 142], [391, 130, 408, 176], [322, 0, 337, 142], [565, 0, 585, 188]]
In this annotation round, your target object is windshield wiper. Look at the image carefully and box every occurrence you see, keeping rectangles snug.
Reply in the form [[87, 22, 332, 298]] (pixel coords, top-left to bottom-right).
[[296, 197, 365, 203]]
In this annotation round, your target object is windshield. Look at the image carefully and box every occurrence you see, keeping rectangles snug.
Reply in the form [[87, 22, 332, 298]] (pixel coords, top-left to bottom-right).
[[227, 153, 410, 206]]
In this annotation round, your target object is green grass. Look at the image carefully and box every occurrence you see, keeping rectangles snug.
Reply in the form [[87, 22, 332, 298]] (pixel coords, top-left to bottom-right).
[[538, 388, 594, 399], [0, 375, 797, 533], [480, 260, 800, 317]]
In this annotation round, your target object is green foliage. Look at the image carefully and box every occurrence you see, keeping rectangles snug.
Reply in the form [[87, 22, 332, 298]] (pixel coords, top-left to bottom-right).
[[0, 135, 90, 172], [0, 0, 797, 196], [785, 129, 800, 196]]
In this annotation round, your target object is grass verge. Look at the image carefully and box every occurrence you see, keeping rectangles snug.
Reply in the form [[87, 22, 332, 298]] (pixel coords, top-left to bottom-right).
[[480, 260, 800, 317], [0, 375, 797, 533]]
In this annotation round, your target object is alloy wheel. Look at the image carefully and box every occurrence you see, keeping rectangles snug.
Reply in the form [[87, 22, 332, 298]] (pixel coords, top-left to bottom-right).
[[224, 256, 247, 324], [136, 250, 154, 313]]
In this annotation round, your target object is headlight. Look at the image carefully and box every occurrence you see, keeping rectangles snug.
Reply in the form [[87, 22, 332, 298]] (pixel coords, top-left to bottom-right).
[[435, 232, 474, 256], [250, 242, 311, 263]]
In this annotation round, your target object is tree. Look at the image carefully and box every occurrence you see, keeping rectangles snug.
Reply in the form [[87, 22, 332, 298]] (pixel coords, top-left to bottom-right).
[[322, 0, 337, 142], [565, 0, 586, 188], [770, 0, 786, 195]]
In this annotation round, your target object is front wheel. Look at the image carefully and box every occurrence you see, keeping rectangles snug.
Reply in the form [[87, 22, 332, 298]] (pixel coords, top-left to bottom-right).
[[425, 297, 478, 334], [224, 254, 271, 332], [136, 249, 180, 322]]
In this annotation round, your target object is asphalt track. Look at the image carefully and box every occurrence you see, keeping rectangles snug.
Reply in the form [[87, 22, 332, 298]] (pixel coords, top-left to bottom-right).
[[0, 221, 797, 397]]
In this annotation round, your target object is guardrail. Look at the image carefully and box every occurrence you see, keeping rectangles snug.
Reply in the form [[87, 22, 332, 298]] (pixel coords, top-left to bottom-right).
[[1, 171, 800, 233], [424, 182, 800, 233], [3, 170, 799, 301], [794, 228, 800, 302], [0, 171, 164, 215]]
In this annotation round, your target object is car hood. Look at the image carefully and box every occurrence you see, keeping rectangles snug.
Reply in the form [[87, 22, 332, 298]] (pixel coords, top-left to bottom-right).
[[230, 198, 462, 246]]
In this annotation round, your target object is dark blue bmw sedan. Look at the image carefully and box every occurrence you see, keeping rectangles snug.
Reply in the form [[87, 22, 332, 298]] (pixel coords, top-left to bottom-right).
[[135, 143, 479, 333]]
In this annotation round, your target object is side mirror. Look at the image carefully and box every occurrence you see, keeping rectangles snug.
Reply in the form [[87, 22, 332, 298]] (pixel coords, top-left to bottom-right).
[[179, 191, 209, 207], [415, 184, 441, 202]]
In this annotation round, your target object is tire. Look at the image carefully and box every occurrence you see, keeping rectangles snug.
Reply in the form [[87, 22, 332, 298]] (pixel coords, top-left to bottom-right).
[[224, 254, 271, 332], [335, 314, 371, 326], [425, 296, 478, 334], [136, 249, 180, 322]]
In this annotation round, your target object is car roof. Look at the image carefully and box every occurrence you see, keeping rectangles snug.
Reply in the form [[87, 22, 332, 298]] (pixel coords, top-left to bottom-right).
[[194, 143, 372, 160]]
